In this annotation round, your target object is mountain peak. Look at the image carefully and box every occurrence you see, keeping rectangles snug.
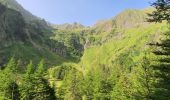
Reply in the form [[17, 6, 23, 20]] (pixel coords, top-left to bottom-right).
[[54, 22, 85, 30], [113, 9, 147, 29]]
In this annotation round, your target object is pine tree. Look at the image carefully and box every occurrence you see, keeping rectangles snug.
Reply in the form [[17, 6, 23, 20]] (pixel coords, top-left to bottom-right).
[[148, 0, 170, 99], [26, 61, 34, 76], [65, 68, 83, 100], [147, 0, 170, 23], [21, 60, 56, 100], [33, 60, 56, 100], [20, 61, 35, 100], [5, 57, 19, 74], [0, 58, 20, 100], [36, 59, 45, 76]]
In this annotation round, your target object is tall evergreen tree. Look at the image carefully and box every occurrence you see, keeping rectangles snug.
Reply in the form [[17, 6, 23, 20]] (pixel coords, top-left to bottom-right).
[[21, 60, 56, 100], [20, 61, 35, 100], [33, 60, 56, 100], [65, 68, 83, 100], [148, 0, 170, 23], [148, 0, 170, 99], [35, 60, 45, 76], [0, 58, 20, 100]]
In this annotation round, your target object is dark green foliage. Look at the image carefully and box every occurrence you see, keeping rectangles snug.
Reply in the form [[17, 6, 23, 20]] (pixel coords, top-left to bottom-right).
[[7, 82, 20, 100], [52, 29, 85, 59], [31, 76, 56, 100], [150, 31, 170, 99], [20, 61, 35, 100], [0, 3, 26, 43], [0, 0, 38, 22], [0, 1, 67, 66], [148, 0, 170, 22], [148, 0, 170, 99], [0, 58, 20, 100], [57, 67, 84, 100], [20, 60, 56, 100]]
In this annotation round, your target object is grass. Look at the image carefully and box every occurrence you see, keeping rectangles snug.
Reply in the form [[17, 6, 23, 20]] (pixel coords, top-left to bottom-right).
[[0, 42, 67, 66], [78, 23, 168, 72]]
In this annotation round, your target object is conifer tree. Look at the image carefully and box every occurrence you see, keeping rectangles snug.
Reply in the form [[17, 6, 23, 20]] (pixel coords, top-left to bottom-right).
[[148, 0, 170, 99], [20, 61, 35, 100], [0, 58, 20, 100], [65, 68, 83, 100], [21, 60, 56, 100], [32, 60, 56, 100]]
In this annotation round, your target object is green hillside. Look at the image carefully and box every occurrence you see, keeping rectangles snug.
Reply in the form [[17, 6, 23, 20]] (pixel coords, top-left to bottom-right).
[[48, 7, 169, 99], [0, 0, 38, 21], [0, 0, 170, 99], [0, 2, 68, 66]]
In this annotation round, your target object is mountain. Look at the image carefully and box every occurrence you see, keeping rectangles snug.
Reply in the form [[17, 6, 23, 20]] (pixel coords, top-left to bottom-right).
[[0, 0, 159, 67], [93, 8, 149, 32], [0, 3, 25, 43], [48, 7, 168, 99], [114, 9, 147, 29], [0, 1, 68, 66], [54, 22, 85, 30], [0, 0, 169, 99], [78, 8, 165, 70], [0, 0, 37, 21]]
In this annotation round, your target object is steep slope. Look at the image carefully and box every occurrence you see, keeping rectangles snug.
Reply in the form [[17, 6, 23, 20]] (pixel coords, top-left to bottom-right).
[[80, 23, 167, 70], [92, 9, 148, 33], [0, 0, 87, 66], [80, 8, 165, 71], [0, 2, 67, 66], [0, 0, 52, 33], [48, 9, 169, 97], [114, 9, 147, 29], [0, 0, 37, 21], [82, 9, 151, 49], [0, 3, 25, 44]]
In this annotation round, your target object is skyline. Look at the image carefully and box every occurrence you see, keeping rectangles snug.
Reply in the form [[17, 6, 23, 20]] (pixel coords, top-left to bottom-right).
[[16, 0, 154, 26]]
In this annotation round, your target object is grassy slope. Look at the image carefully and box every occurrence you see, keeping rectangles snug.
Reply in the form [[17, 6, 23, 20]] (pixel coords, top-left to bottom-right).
[[48, 8, 168, 76], [79, 23, 168, 72], [48, 23, 169, 97], [0, 42, 67, 66]]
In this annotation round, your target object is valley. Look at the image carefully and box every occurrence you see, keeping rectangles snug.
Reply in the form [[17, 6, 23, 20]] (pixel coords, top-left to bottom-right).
[[0, 0, 170, 100]]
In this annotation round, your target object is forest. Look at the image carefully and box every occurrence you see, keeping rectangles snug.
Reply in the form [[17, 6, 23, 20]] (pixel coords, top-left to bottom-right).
[[0, 0, 170, 100]]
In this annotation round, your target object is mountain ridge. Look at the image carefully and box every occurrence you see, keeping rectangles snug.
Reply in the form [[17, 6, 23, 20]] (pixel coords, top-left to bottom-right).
[[0, 0, 38, 21], [0, 0, 160, 67]]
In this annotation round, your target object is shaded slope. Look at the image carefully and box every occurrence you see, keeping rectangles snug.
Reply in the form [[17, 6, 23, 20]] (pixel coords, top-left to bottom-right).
[[0, 3, 67, 66], [0, 0, 37, 21]]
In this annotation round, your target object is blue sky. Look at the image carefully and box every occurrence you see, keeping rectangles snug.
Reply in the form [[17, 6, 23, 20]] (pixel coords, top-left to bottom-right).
[[16, 0, 154, 26]]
